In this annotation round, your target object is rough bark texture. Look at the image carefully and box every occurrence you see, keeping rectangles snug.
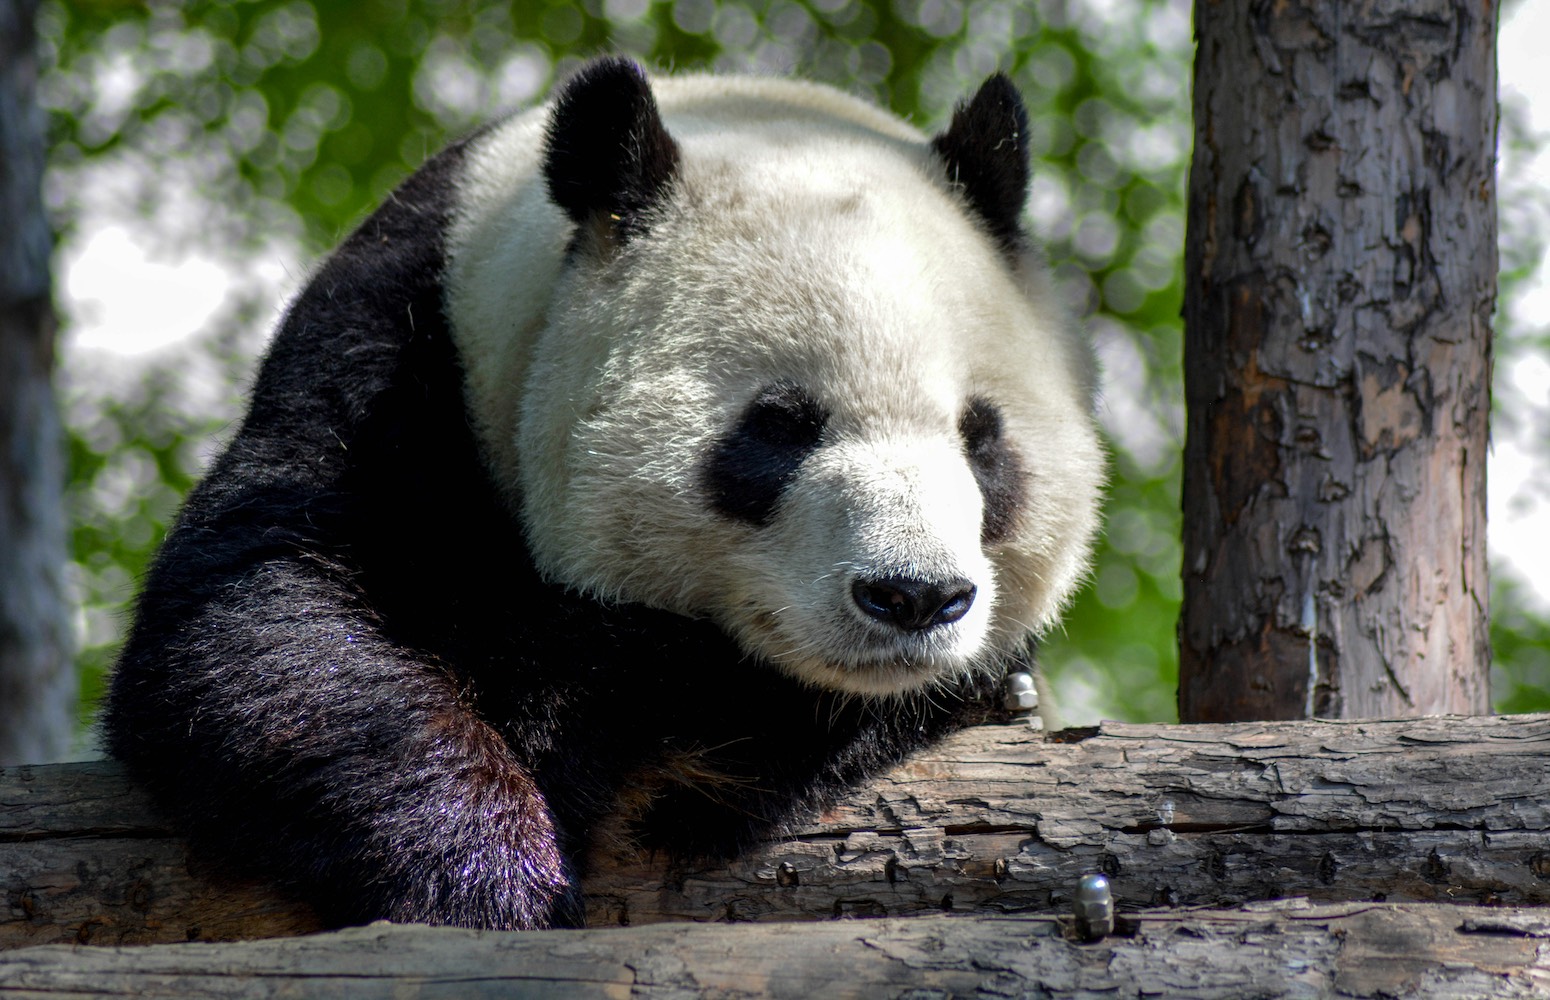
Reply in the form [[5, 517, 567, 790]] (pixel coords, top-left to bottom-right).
[[3, 903, 1550, 998], [0, 0, 73, 764], [6, 715, 1550, 950], [1179, 1, 1495, 721]]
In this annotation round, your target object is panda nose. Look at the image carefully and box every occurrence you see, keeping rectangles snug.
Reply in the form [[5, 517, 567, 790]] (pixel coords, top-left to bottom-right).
[[851, 575, 976, 632]]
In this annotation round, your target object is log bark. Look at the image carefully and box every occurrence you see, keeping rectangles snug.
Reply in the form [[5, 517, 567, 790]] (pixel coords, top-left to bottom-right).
[[1179, 0, 1495, 720], [3, 902, 1549, 998], [6, 715, 1550, 950]]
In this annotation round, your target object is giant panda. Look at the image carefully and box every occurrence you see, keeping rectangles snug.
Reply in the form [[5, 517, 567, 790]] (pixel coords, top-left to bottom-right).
[[105, 57, 1103, 931]]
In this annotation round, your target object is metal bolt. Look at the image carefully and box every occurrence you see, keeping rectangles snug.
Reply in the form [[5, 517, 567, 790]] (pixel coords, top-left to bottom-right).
[[1003, 670, 1038, 713], [1073, 873, 1115, 941]]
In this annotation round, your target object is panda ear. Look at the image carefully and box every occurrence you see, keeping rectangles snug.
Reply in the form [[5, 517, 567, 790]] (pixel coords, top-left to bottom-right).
[[931, 73, 1031, 255], [543, 57, 681, 246]]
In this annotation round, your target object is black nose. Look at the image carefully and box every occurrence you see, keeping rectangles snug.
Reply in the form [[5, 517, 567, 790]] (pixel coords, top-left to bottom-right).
[[851, 575, 977, 632]]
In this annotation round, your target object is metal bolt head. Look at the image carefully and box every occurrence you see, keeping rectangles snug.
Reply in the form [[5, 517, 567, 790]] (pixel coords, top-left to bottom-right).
[[1072, 873, 1115, 941], [1003, 670, 1039, 712]]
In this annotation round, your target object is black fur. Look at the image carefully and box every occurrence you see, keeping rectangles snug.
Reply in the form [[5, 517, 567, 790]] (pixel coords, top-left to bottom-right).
[[543, 56, 681, 242], [931, 73, 1031, 255], [701, 380, 828, 527], [960, 397, 1026, 544], [103, 69, 1002, 931]]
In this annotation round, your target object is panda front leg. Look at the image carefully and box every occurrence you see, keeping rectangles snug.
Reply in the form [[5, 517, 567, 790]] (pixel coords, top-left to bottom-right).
[[611, 665, 999, 862], [106, 554, 583, 931]]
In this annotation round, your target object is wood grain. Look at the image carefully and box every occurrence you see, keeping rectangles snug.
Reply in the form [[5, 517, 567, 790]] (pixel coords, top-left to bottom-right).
[[6, 714, 1549, 949], [3, 902, 1549, 998]]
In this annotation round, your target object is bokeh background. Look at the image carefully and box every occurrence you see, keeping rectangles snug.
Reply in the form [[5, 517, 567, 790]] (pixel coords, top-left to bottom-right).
[[38, 0, 1550, 742]]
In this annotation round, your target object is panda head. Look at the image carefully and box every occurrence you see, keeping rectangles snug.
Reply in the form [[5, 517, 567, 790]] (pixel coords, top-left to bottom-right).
[[456, 58, 1104, 699]]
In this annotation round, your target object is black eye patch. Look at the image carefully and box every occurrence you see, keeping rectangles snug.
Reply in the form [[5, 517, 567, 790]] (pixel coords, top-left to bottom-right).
[[959, 397, 1025, 544], [702, 380, 828, 526]]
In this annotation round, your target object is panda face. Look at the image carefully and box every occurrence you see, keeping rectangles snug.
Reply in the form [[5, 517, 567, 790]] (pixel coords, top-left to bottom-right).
[[448, 63, 1103, 698]]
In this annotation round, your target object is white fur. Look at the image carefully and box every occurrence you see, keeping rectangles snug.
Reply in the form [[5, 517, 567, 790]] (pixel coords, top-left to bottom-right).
[[446, 71, 1104, 698]]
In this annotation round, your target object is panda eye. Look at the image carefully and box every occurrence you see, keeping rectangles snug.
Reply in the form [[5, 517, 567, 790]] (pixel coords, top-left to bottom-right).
[[959, 398, 1004, 456], [744, 381, 826, 450], [701, 380, 827, 527], [959, 397, 1025, 545]]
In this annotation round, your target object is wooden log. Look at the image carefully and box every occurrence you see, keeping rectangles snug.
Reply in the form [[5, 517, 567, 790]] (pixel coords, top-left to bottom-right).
[[4, 714, 1550, 950], [3, 902, 1550, 998]]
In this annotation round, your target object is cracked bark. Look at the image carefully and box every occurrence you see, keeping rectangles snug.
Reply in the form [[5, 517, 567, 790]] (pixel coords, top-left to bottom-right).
[[1179, 0, 1495, 720], [6, 715, 1550, 950], [4, 903, 1550, 999]]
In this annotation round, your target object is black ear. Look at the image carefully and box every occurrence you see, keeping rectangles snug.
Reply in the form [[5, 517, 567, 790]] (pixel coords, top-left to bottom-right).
[[930, 73, 1031, 254], [543, 57, 681, 243]]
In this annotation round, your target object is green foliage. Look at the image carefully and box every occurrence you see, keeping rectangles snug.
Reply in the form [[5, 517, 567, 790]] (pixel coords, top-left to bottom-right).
[[1489, 38, 1550, 719], [1493, 576, 1550, 714]]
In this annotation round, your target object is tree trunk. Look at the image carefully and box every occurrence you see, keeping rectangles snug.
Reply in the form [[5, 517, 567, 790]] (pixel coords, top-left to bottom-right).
[[0, 0, 73, 763], [7, 714, 1550, 950], [1179, 1, 1495, 722]]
